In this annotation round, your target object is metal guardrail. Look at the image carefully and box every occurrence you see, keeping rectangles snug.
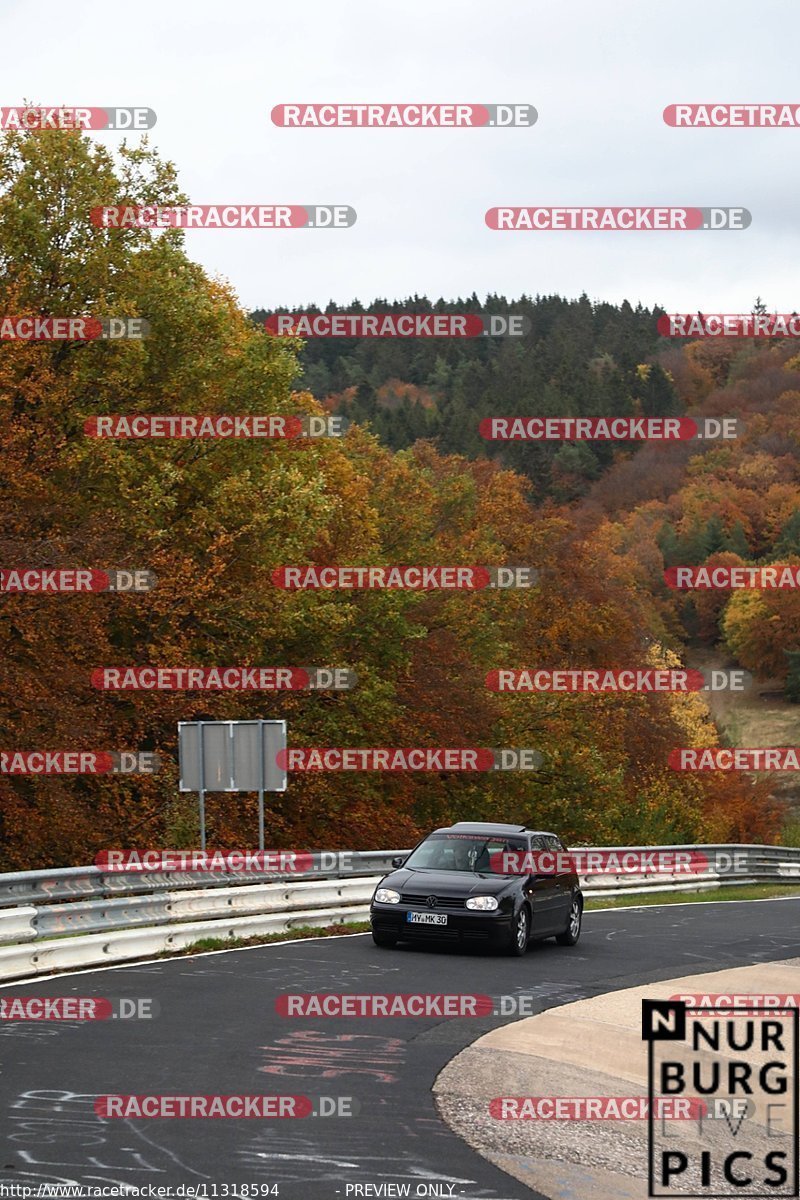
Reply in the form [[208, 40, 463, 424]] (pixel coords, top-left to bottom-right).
[[0, 844, 797, 982], [0, 851, 406, 908]]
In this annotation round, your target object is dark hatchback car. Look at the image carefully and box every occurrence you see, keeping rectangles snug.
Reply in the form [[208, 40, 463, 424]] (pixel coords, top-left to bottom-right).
[[370, 822, 583, 956]]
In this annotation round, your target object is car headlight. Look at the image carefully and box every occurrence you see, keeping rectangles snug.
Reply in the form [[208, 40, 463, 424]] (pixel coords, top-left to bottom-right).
[[466, 895, 499, 911], [374, 888, 401, 904]]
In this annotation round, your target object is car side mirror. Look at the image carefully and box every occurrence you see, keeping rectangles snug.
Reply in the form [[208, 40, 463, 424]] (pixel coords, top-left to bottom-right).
[[391, 856, 406, 868]]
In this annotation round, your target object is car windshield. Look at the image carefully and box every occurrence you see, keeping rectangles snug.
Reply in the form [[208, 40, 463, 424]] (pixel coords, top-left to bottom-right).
[[403, 834, 528, 874]]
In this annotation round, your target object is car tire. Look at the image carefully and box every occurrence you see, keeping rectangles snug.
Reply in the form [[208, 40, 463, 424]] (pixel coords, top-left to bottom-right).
[[372, 930, 398, 948], [556, 895, 582, 946], [506, 905, 530, 956]]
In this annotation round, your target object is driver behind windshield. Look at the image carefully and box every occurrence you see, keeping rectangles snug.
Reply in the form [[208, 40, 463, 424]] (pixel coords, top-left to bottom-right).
[[451, 840, 473, 872]]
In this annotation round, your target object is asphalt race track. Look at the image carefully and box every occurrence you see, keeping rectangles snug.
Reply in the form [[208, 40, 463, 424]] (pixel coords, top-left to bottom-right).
[[2, 898, 799, 1200]]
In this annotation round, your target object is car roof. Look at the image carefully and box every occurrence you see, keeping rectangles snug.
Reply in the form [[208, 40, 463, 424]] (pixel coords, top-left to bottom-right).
[[438, 822, 558, 837]]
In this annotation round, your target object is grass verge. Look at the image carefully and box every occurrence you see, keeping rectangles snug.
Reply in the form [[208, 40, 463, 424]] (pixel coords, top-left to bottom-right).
[[585, 882, 800, 910], [170, 920, 371, 957]]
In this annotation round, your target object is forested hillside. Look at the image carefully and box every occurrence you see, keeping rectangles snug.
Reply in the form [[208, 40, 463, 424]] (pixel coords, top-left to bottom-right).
[[252, 295, 679, 500], [254, 297, 800, 696]]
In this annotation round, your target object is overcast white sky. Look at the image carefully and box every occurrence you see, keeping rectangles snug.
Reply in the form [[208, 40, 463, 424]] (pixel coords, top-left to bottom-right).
[[4, 0, 798, 313]]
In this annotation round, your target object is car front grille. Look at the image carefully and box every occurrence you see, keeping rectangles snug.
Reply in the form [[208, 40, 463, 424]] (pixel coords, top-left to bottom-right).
[[401, 893, 468, 910]]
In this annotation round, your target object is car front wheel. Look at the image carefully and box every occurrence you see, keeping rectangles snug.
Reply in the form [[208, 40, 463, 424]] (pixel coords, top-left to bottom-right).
[[506, 905, 530, 956], [556, 896, 582, 946]]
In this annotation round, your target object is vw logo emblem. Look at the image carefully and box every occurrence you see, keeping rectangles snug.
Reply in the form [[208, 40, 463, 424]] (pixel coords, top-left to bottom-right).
[[426, 895, 438, 908]]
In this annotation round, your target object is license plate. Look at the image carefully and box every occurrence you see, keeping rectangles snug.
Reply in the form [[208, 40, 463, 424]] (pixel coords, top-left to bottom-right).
[[406, 911, 448, 925]]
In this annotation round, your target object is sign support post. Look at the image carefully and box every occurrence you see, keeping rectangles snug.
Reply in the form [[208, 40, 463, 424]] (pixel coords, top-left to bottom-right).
[[178, 719, 287, 853], [198, 721, 206, 851], [258, 721, 266, 851]]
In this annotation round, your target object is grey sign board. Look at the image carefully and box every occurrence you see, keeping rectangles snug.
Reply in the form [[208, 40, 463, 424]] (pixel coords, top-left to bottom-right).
[[178, 720, 287, 793]]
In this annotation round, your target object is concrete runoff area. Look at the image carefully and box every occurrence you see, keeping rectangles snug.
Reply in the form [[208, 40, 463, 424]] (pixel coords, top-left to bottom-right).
[[434, 960, 800, 1199]]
